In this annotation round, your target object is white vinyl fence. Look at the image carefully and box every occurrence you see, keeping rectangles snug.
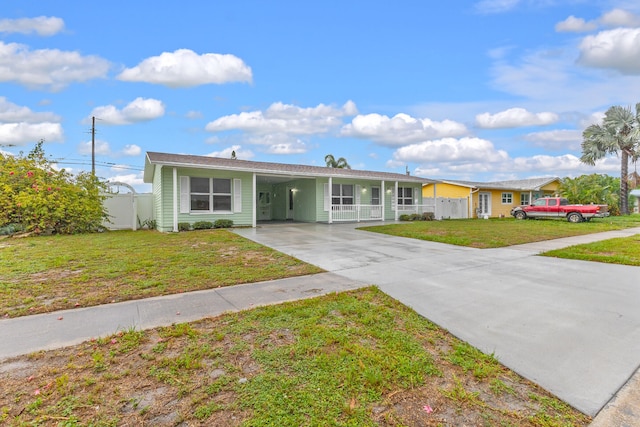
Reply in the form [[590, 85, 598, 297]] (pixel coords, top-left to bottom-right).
[[423, 197, 469, 219], [102, 182, 154, 230]]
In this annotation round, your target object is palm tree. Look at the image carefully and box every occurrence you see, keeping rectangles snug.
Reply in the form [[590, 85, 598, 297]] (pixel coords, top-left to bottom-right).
[[324, 154, 351, 169], [581, 104, 640, 215]]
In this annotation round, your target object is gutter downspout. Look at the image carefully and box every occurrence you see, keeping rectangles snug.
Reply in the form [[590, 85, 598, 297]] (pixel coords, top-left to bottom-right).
[[172, 167, 178, 232], [470, 187, 479, 219]]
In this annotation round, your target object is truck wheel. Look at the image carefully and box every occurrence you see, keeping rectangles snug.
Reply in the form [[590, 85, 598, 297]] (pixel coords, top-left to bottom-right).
[[567, 212, 583, 223], [514, 211, 526, 220]]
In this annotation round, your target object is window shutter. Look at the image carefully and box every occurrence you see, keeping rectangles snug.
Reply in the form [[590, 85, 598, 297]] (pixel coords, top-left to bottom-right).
[[355, 185, 361, 204], [179, 176, 189, 213], [233, 179, 242, 213], [391, 188, 396, 211], [323, 183, 329, 211]]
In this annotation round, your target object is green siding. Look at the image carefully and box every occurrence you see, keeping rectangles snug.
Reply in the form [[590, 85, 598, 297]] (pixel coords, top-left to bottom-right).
[[157, 167, 255, 231]]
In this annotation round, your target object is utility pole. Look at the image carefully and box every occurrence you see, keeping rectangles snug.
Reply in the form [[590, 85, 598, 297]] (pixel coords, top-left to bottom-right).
[[91, 116, 96, 175]]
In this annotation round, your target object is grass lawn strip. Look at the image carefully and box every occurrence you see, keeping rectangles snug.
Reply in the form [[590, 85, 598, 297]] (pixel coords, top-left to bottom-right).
[[361, 215, 640, 248], [0, 287, 591, 426], [0, 230, 322, 318], [542, 234, 640, 266]]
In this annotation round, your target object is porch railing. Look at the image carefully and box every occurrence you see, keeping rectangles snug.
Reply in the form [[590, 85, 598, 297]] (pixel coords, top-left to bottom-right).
[[330, 203, 436, 222]]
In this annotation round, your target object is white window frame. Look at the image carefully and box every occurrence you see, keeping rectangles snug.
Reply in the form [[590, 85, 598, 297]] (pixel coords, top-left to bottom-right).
[[397, 187, 413, 205], [331, 183, 354, 205], [188, 177, 233, 213], [501, 192, 513, 204], [520, 193, 530, 206]]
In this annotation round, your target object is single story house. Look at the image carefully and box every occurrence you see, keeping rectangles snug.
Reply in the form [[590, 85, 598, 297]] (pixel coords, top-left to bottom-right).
[[143, 152, 436, 232], [422, 177, 560, 218]]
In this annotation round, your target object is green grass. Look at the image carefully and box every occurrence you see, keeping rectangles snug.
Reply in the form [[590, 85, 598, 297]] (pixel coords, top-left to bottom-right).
[[542, 234, 640, 266], [0, 229, 322, 317], [361, 215, 640, 248], [0, 288, 591, 426]]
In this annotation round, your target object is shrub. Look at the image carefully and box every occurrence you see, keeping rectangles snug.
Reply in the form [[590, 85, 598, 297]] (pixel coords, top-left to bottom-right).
[[422, 212, 435, 221], [178, 222, 191, 232], [0, 141, 108, 234], [193, 221, 214, 230], [399, 213, 435, 221], [399, 214, 411, 221], [214, 219, 233, 228]]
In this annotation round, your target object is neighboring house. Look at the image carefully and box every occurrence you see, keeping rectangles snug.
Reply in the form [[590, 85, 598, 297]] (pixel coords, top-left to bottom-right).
[[143, 152, 436, 231], [422, 177, 560, 218]]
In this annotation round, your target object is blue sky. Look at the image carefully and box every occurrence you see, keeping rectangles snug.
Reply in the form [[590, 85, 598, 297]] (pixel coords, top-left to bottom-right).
[[2, 0, 640, 192]]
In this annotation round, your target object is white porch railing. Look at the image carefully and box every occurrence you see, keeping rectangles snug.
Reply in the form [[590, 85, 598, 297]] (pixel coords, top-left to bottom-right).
[[330, 203, 437, 222], [331, 204, 383, 222]]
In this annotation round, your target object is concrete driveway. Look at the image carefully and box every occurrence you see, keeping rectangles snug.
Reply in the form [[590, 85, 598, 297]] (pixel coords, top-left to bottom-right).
[[234, 222, 640, 417]]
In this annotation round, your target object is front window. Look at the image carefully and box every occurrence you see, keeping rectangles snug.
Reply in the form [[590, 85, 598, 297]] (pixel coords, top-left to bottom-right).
[[501, 192, 513, 204], [332, 184, 354, 205], [190, 177, 232, 212], [520, 193, 530, 205], [398, 187, 413, 205]]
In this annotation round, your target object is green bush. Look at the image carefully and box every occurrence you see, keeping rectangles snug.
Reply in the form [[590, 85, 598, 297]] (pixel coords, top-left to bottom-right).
[[0, 141, 108, 234], [214, 219, 233, 228], [399, 214, 411, 221], [178, 222, 191, 232], [193, 221, 214, 230], [399, 213, 435, 221], [422, 212, 435, 221], [0, 223, 24, 236]]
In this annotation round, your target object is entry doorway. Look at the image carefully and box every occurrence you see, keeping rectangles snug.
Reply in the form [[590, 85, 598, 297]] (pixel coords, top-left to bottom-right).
[[287, 187, 294, 220], [257, 191, 271, 220], [478, 192, 491, 217]]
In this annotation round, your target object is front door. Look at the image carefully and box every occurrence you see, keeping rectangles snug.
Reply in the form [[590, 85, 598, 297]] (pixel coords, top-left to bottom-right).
[[257, 191, 271, 220], [287, 187, 294, 220], [478, 192, 491, 217]]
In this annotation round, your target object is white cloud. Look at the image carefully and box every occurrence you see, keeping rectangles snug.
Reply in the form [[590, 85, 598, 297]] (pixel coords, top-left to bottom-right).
[[78, 139, 111, 156], [476, 108, 558, 128], [578, 28, 640, 75], [122, 144, 141, 156], [185, 110, 203, 119], [0, 16, 64, 36], [475, 0, 520, 14], [206, 145, 254, 159], [600, 9, 640, 28], [555, 16, 598, 33], [0, 122, 63, 146], [523, 129, 582, 150], [265, 141, 308, 154], [88, 98, 165, 125], [206, 101, 357, 136], [392, 137, 509, 164], [107, 173, 146, 189], [77, 141, 141, 157], [0, 97, 60, 123], [117, 49, 252, 88], [341, 113, 468, 146], [0, 42, 110, 90]]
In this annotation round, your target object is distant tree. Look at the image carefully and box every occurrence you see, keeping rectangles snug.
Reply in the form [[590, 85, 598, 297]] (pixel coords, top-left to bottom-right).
[[0, 141, 109, 234], [581, 104, 640, 215], [559, 174, 620, 216], [324, 154, 351, 169]]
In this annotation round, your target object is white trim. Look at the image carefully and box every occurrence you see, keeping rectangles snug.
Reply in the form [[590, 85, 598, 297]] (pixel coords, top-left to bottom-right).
[[252, 173, 256, 228], [179, 176, 189, 213], [394, 181, 398, 221], [172, 167, 178, 232], [328, 177, 333, 224], [381, 180, 385, 221], [233, 178, 242, 213]]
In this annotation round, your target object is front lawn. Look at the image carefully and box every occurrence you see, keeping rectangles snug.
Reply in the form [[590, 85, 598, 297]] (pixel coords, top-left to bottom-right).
[[542, 234, 640, 266], [0, 287, 590, 426], [361, 215, 640, 249], [0, 230, 322, 318]]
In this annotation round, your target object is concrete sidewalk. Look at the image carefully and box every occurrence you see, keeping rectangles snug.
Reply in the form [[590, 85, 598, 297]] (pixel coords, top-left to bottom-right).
[[0, 272, 365, 360]]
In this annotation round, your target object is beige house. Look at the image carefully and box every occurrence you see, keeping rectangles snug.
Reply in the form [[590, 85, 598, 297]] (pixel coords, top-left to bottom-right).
[[422, 177, 561, 218]]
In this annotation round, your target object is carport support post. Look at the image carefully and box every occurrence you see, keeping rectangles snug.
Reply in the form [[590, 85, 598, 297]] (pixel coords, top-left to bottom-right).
[[433, 183, 437, 219], [172, 167, 178, 232], [252, 173, 257, 228], [394, 181, 399, 221], [328, 177, 333, 224], [381, 180, 385, 221]]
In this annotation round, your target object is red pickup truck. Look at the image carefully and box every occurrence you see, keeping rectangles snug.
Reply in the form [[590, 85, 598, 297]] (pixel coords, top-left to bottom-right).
[[510, 197, 609, 223]]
